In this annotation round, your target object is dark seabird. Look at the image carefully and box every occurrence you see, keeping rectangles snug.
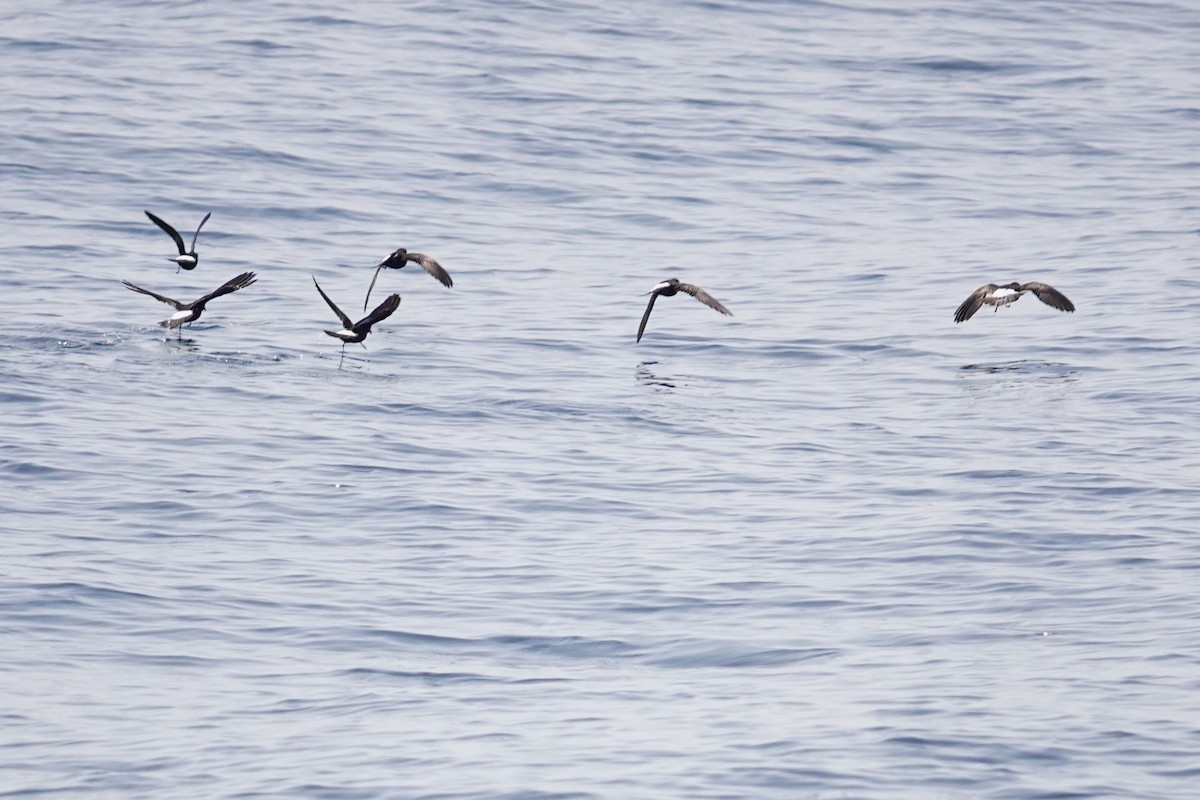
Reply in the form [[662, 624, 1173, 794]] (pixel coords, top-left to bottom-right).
[[364, 247, 451, 310], [637, 278, 732, 343], [953, 281, 1075, 323], [123, 271, 256, 337], [314, 276, 401, 362], [145, 210, 212, 271]]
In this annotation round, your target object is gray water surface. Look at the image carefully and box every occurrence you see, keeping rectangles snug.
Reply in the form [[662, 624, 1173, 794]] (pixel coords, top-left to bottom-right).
[[2, 1, 1199, 798]]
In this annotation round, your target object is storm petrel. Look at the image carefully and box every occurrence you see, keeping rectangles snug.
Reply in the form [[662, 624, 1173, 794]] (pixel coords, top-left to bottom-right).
[[123, 271, 256, 337], [363, 247, 451, 310], [145, 210, 211, 271], [636, 278, 732, 343], [314, 276, 401, 362], [954, 282, 1075, 323]]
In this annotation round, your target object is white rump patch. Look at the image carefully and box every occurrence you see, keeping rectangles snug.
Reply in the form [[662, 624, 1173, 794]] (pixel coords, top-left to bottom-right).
[[170, 310, 192, 322], [989, 288, 1019, 300]]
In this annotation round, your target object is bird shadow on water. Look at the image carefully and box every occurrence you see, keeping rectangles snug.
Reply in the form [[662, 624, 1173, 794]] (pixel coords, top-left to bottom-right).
[[959, 359, 1078, 377], [157, 334, 201, 352], [141, 333, 280, 367], [636, 360, 677, 393], [957, 360, 1081, 399], [315, 350, 373, 371]]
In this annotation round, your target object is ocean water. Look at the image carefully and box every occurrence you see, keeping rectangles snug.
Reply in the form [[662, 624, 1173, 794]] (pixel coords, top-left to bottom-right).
[[3, 1, 1200, 797]]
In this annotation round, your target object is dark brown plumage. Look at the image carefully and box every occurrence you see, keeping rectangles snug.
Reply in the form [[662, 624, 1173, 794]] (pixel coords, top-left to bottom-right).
[[954, 281, 1074, 323], [314, 276, 400, 361], [364, 247, 452, 310], [637, 278, 732, 343], [145, 210, 211, 271], [123, 271, 256, 335]]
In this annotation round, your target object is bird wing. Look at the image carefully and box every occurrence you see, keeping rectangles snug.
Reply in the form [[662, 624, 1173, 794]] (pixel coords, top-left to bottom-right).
[[196, 272, 257, 307], [409, 253, 453, 288], [363, 264, 386, 311], [679, 283, 732, 316], [190, 212, 212, 252], [313, 276, 353, 329], [1021, 282, 1075, 313], [145, 211, 186, 255], [123, 280, 184, 310], [355, 293, 401, 332], [953, 285, 992, 323], [636, 292, 660, 343]]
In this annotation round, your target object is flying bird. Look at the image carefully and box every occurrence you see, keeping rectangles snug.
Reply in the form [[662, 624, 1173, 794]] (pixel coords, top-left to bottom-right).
[[314, 276, 401, 362], [364, 247, 451, 310], [637, 278, 732, 343], [145, 210, 212, 271], [953, 281, 1075, 323], [123, 271, 256, 336]]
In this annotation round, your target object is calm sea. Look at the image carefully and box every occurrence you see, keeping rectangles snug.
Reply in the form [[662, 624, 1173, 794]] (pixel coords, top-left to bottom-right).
[[2, 1, 1199, 797]]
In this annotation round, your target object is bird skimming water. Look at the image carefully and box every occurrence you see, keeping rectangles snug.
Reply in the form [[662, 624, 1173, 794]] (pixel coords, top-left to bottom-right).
[[637, 278, 732, 343], [364, 247, 451, 310], [314, 276, 401, 366], [123, 271, 256, 337], [953, 282, 1074, 323]]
